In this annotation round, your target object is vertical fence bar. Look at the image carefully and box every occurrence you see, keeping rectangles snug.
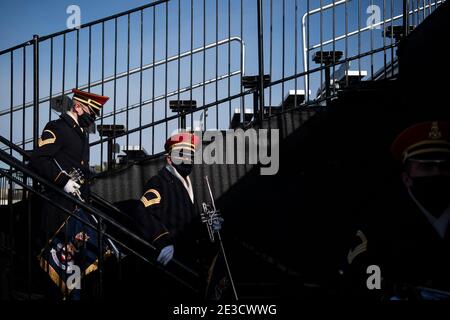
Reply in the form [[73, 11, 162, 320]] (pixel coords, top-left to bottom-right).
[[423, 0, 427, 21], [88, 27, 91, 91], [97, 217, 104, 298], [257, 0, 265, 122], [417, 0, 420, 25], [113, 18, 118, 168], [345, 0, 349, 86], [63, 212, 68, 299], [152, 7, 156, 152], [332, 0, 336, 97], [403, 0, 409, 37], [86, 24, 90, 217], [76, 30, 80, 89], [370, 0, 374, 79], [390, 0, 394, 78], [27, 187, 31, 299], [357, 0, 361, 79], [100, 22, 105, 171], [203, 0, 207, 129], [294, 0, 298, 108], [10, 52, 14, 157], [22, 47, 27, 151], [165, 1, 169, 139], [126, 14, 131, 150], [33, 35, 40, 150], [319, 0, 323, 100], [269, 0, 273, 116], [281, 0, 285, 111], [411, 0, 419, 26], [215, 0, 219, 129], [48, 39, 53, 122], [190, 0, 194, 130], [240, 0, 244, 123], [419, 0, 423, 22], [8, 175, 14, 295], [227, 0, 231, 123], [139, 10, 144, 149], [9, 51, 14, 296], [307, 0, 310, 101], [383, 0, 387, 79], [62, 34, 66, 118], [422, 0, 426, 21], [178, 0, 181, 129], [79, 218, 86, 299]]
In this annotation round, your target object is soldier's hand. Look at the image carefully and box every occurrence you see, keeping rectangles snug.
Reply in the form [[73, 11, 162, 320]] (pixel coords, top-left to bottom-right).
[[64, 179, 81, 194], [157, 245, 174, 266], [212, 217, 224, 232]]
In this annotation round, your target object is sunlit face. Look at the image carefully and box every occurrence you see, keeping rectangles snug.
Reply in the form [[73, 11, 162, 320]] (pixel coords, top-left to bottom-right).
[[73, 101, 92, 116]]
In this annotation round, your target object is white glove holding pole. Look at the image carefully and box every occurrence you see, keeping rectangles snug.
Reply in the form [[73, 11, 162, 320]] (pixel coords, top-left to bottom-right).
[[64, 179, 81, 195]]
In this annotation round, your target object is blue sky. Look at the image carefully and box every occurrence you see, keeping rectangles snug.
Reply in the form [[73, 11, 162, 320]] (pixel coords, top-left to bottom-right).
[[0, 0, 156, 50], [0, 0, 413, 167]]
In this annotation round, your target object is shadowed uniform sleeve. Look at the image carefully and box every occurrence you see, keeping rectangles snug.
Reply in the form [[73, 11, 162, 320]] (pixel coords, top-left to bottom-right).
[[135, 179, 173, 250], [30, 121, 70, 188], [340, 225, 386, 300]]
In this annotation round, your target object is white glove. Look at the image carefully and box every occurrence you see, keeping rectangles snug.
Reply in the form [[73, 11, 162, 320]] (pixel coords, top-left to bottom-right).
[[212, 217, 224, 232], [64, 179, 81, 194], [157, 245, 174, 266]]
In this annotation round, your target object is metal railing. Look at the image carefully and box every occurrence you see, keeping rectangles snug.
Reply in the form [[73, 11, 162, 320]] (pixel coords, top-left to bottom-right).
[[0, 0, 246, 172], [0, 0, 445, 171], [0, 138, 199, 299], [0, 174, 25, 205], [0, 0, 445, 230], [0, 0, 446, 300], [301, 0, 444, 99]]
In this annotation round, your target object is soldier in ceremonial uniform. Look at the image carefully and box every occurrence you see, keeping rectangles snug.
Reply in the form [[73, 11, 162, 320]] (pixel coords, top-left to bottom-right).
[[30, 89, 109, 299], [120, 132, 222, 299], [341, 120, 450, 300], [136, 133, 203, 265], [30, 89, 109, 242]]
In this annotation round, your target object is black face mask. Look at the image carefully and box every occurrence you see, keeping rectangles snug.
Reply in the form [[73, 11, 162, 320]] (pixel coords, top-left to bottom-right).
[[78, 113, 96, 128], [172, 163, 193, 178], [410, 175, 450, 217]]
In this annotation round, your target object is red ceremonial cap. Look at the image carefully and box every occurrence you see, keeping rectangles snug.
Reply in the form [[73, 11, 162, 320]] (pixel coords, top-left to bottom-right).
[[164, 132, 200, 153], [72, 88, 109, 116]]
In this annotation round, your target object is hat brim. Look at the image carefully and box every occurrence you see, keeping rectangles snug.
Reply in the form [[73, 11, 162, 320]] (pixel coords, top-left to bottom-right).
[[406, 150, 450, 163]]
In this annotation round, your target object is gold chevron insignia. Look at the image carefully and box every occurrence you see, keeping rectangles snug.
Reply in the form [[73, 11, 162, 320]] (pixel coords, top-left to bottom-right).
[[140, 189, 161, 207], [38, 130, 56, 147]]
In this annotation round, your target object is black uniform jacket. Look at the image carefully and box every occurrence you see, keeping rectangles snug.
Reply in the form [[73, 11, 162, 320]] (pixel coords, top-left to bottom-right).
[[342, 188, 450, 299], [30, 113, 91, 197], [30, 113, 91, 240], [134, 167, 201, 252]]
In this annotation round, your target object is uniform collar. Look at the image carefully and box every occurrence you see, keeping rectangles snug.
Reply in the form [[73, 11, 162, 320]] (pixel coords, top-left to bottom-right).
[[165, 164, 194, 203], [61, 113, 84, 136], [408, 188, 450, 239], [66, 111, 83, 128]]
